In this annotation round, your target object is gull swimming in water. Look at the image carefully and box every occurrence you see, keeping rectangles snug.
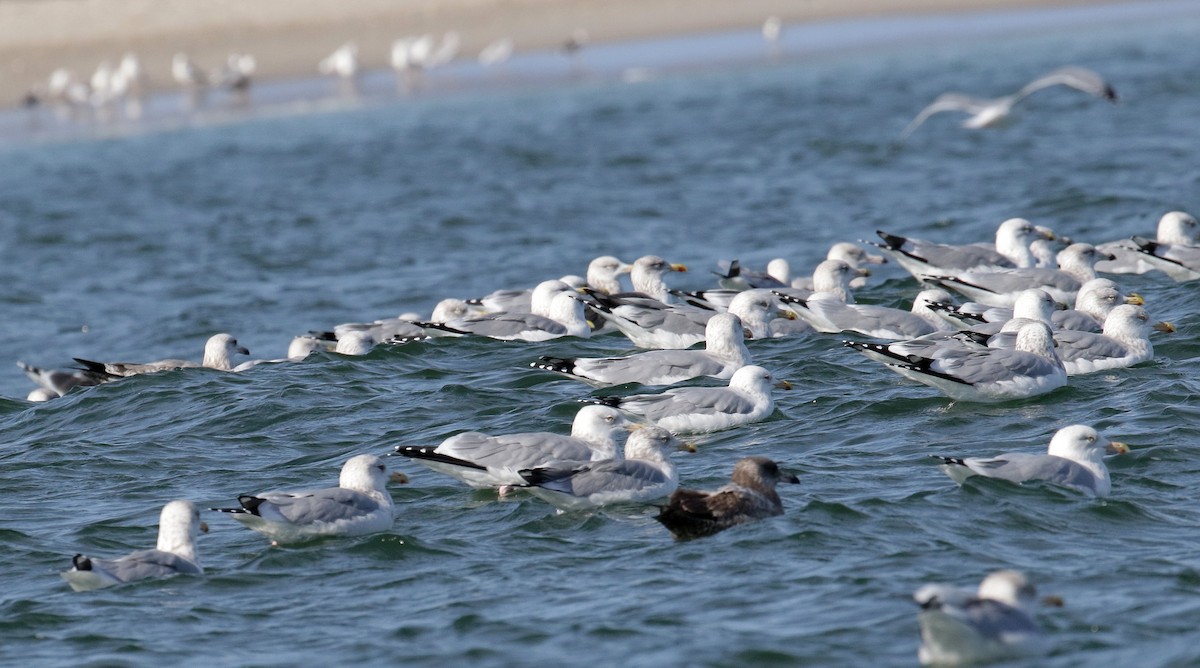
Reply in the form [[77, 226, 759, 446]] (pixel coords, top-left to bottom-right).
[[531, 312, 751, 387], [915, 570, 1058, 665], [61, 500, 207, 592], [922, 243, 1111, 307], [872, 218, 1051, 279], [17, 361, 104, 399], [234, 335, 331, 372], [1096, 211, 1199, 275], [583, 365, 791, 434], [518, 426, 687, 511], [395, 405, 632, 488], [656, 456, 798, 540], [900, 66, 1118, 139], [846, 321, 1066, 402], [73, 333, 249, 379], [211, 454, 405, 544], [986, 304, 1173, 376], [931, 424, 1129, 497]]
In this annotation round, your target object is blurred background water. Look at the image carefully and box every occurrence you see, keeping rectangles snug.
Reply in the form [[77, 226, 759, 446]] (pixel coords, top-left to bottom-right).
[[1, 5, 1199, 666]]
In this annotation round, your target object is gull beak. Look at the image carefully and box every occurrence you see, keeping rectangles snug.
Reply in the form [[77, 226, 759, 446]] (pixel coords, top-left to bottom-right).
[[236, 346, 250, 355], [389, 471, 410, 484], [778, 309, 798, 320], [866, 253, 887, 265], [1106, 441, 1131, 455], [782, 471, 800, 484], [1040, 229, 1057, 241], [618, 263, 633, 275], [1041, 595, 1066, 607], [1153, 321, 1176, 333], [626, 422, 645, 432], [855, 267, 872, 277], [676, 441, 698, 453], [773, 379, 793, 391], [1125, 293, 1145, 306], [200, 521, 210, 534], [1053, 301, 1069, 311], [670, 263, 688, 273]]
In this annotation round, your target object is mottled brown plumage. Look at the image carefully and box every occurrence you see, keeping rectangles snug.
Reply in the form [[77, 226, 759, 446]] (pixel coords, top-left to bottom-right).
[[656, 456, 798, 540]]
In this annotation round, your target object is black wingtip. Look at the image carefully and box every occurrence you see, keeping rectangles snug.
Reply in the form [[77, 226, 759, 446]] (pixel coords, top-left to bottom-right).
[[928, 454, 966, 467], [531, 356, 576, 375], [307, 330, 338, 342], [875, 230, 907, 249], [395, 446, 488, 471], [72, 554, 92, 571]]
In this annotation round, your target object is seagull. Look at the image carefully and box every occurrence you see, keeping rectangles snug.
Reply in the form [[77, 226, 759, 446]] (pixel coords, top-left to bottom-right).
[[531, 312, 751, 387], [656, 456, 798, 540], [334, 330, 376, 355], [583, 365, 791, 434], [931, 424, 1129, 497], [986, 304, 1173, 376], [585, 255, 633, 294], [1097, 211, 1199, 275], [478, 38, 514, 67], [915, 570, 1058, 665], [517, 426, 687, 511], [395, 405, 632, 488], [776, 288, 954, 340], [901, 66, 1118, 139], [417, 291, 592, 341], [234, 335, 332, 372], [922, 243, 1111, 307], [211, 454, 405, 544], [16, 361, 105, 399], [319, 42, 359, 79], [73, 333, 249, 379], [846, 322, 1066, 403], [1130, 233, 1200, 282], [929, 278, 1141, 333], [61, 500, 207, 592], [789, 243, 886, 290], [872, 218, 1051, 279], [171, 53, 208, 87]]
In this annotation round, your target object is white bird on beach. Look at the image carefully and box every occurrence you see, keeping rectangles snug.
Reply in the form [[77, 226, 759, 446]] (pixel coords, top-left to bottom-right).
[[915, 570, 1058, 665], [211, 454, 406, 543], [61, 500, 207, 592], [931, 424, 1130, 497], [73, 333, 250, 379], [901, 65, 1118, 139], [172, 53, 208, 87], [319, 42, 360, 79], [479, 38, 514, 67]]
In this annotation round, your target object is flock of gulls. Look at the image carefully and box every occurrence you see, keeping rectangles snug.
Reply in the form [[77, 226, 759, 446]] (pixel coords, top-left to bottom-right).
[[28, 199, 1197, 662]]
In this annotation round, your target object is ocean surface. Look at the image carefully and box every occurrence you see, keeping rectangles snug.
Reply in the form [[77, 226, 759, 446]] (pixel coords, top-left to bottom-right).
[[2, 4, 1199, 666]]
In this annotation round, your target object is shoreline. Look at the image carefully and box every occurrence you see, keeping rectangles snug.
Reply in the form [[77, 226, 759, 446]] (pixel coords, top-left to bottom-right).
[[2, 0, 1128, 106]]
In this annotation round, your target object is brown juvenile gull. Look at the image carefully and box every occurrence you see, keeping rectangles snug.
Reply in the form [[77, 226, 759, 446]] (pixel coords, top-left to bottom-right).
[[656, 456, 798, 540]]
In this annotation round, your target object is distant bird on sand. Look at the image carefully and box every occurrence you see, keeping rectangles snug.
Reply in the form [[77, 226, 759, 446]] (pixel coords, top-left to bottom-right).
[[900, 66, 1118, 139], [479, 38, 514, 67], [319, 42, 360, 79]]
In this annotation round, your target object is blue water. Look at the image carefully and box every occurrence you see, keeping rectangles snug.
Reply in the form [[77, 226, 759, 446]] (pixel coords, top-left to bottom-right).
[[2, 5, 1200, 666]]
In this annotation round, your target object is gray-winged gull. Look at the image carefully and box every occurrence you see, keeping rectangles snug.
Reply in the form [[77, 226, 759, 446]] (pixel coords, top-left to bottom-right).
[[931, 424, 1129, 497], [900, 65, 1117, 139], [61, 500, 207, 592], [518, 426, 687, 510], [915, 570, 1058, 665], [211, 454, 406, 543], [533, 312, 750, 387], [584, 364, 791, 434], [73, 333, 249, 378], [394, 405, 633, 488]]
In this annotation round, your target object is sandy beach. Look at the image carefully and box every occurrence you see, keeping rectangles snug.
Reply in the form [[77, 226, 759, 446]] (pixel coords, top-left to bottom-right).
[[1, 0, 1117, 105]]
